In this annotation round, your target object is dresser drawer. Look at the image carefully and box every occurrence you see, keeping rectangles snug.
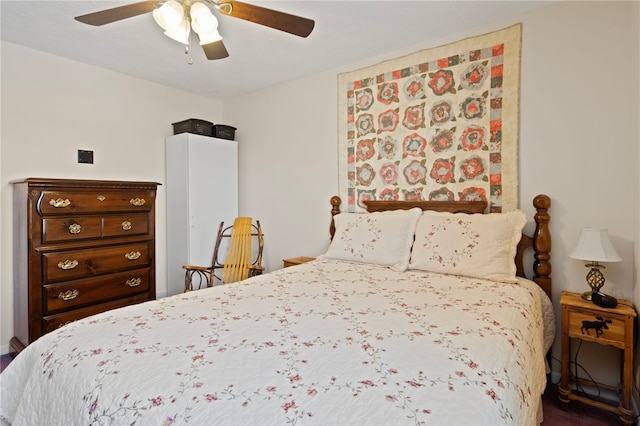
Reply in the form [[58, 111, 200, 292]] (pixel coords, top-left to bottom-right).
[[44, 268, 151, 313], [42, 217, 102, 243], [43, 242, 150, 283], [42, 214, 150, 243], [38, 190, 153, 215], [566, 307, 626, 348], [42, 294, 151, 333], [104, 214, 149, 237]]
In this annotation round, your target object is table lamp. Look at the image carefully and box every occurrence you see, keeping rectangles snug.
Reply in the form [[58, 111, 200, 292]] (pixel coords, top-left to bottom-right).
[[569, 227, 621, 301]]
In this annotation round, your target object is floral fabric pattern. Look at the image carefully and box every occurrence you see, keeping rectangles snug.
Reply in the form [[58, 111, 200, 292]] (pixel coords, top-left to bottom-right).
[[410, 209, 527, 282], [0, 260, 548, 426], [340, 25, 522, 213], [320, 208, 422, 271]]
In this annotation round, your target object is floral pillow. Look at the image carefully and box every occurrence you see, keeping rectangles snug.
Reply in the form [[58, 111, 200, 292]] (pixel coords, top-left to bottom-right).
[[319, 208, 422, 271], [409, 210, 527, 282]]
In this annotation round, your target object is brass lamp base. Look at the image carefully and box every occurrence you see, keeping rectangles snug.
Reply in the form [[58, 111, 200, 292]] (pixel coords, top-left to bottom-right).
[[581, 291, 594, 301], [582, 263, 606, 301]]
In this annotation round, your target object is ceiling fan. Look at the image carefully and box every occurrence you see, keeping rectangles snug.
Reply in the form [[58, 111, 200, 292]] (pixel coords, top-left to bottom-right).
[[74, 1, 315, 60]]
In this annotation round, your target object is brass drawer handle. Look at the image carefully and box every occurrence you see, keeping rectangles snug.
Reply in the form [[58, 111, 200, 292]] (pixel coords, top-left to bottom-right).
[[130, 198, 146, 207], [57, 259, 79, 270], [121, 220, 132, 231], [97, 195, 106, 201], [49, 198, 71, 208], [125, 251, 141, 260], [126, 277, 142, 287], [58, 289, 79, 301], [69, 223, 82, 234]]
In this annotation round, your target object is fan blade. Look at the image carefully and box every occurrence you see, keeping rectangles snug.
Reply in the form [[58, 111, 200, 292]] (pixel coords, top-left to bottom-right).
[[217, 1, 314, 38], [202, 40, 230, 60], [75, 1, 157, 26]]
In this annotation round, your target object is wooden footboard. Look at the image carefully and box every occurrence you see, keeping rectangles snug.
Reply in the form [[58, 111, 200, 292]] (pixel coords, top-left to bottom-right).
[[329, 194, 552, 299]]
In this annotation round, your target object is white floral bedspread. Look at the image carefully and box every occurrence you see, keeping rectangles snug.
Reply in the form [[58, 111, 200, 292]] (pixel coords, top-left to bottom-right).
[[1, 259, 550, 425]]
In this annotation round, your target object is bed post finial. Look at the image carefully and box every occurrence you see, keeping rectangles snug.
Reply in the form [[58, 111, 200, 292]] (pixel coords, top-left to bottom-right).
[[533, 194, 551, 298], [330, 196, 342, 238]]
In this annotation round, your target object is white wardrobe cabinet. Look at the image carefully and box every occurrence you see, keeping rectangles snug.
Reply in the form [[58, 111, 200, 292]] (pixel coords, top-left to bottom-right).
[[165, 133, 238, 296]]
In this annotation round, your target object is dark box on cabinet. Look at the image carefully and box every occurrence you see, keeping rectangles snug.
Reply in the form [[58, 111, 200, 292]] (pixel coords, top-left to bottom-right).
[[172, 119, 213, 136], [212, 125, 236, 140]]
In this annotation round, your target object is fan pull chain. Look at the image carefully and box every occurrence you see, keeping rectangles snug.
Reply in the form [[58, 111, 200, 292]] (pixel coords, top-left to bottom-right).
[[185, 45, 193, 65], [185, 19, 193, 65]]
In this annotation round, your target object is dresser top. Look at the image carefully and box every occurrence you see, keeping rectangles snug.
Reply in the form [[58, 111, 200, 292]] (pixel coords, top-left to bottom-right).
[[12, 178, 161, 189]]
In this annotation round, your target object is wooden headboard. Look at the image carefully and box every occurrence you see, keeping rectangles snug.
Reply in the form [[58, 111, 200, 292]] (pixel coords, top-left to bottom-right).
[[329, 195, 552, 299]]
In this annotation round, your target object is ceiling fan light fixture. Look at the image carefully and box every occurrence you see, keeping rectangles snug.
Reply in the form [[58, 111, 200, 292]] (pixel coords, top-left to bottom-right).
[[152, 0, 184, 31], [164, 18, 191, 45], [75, 0, 315, 61]]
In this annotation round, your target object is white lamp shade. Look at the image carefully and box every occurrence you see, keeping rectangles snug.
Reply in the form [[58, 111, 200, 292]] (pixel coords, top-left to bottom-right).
[[153, 0, 184, 31], [569, 228, 622, 262]]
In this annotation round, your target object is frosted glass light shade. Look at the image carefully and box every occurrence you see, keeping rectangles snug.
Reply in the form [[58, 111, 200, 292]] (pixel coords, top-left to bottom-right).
[[190, 2, 222, 45], [569, 228, 621, 262], [164, 18, 190, 45], [153, 0, 184, 31]]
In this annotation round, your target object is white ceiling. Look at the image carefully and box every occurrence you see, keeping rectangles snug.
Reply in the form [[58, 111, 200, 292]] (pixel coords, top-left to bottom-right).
[[1, 1, 554, 99]]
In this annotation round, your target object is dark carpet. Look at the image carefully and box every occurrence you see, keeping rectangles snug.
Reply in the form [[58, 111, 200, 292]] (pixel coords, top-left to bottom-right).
[[0, 353, 627, 424], [541, 383, 622, 425], [1, 353, 10, 372]]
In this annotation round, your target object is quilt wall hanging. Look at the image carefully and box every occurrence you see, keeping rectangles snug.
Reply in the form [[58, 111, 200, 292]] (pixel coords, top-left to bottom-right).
[[338, 24, 521, 212]]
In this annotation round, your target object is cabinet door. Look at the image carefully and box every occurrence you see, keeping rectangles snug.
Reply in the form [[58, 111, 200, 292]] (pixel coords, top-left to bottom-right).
[[187, 136, 238, 266], [165, 134, 239, 296]]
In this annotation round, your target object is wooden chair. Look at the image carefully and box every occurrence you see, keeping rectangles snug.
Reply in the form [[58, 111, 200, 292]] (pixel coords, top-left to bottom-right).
[[183, 217, 264, 291]]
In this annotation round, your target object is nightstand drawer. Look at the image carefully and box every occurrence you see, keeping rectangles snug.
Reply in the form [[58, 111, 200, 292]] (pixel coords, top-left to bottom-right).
[[566, 308, 625, 348]]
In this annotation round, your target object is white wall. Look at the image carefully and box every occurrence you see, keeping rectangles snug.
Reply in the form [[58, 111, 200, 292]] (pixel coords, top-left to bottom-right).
[[225, 1, 639, 386], [0, 42, 223, 352], [224, 74, 340, 269]]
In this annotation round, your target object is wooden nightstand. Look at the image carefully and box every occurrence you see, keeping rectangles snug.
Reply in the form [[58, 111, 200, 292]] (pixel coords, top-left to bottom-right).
[[283, 256, 315, 268], [558, 291, 636, 425]]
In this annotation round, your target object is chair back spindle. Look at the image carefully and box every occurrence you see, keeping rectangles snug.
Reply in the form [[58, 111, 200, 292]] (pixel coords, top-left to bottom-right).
[[182, 217, 264, 291]]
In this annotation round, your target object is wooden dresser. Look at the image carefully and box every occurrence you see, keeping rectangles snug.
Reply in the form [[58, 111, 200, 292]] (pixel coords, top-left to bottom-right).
[[10, 178, 159, 355]]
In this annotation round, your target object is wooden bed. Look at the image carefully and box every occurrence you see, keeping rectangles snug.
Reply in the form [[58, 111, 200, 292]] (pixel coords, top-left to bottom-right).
[[329, 194, 552, 298], [0, 194, 555, 426]]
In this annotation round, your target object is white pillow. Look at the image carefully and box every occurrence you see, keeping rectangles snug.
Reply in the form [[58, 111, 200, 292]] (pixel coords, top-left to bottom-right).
[[409, 210, 527, 282], [319, 208, 422, 271]]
